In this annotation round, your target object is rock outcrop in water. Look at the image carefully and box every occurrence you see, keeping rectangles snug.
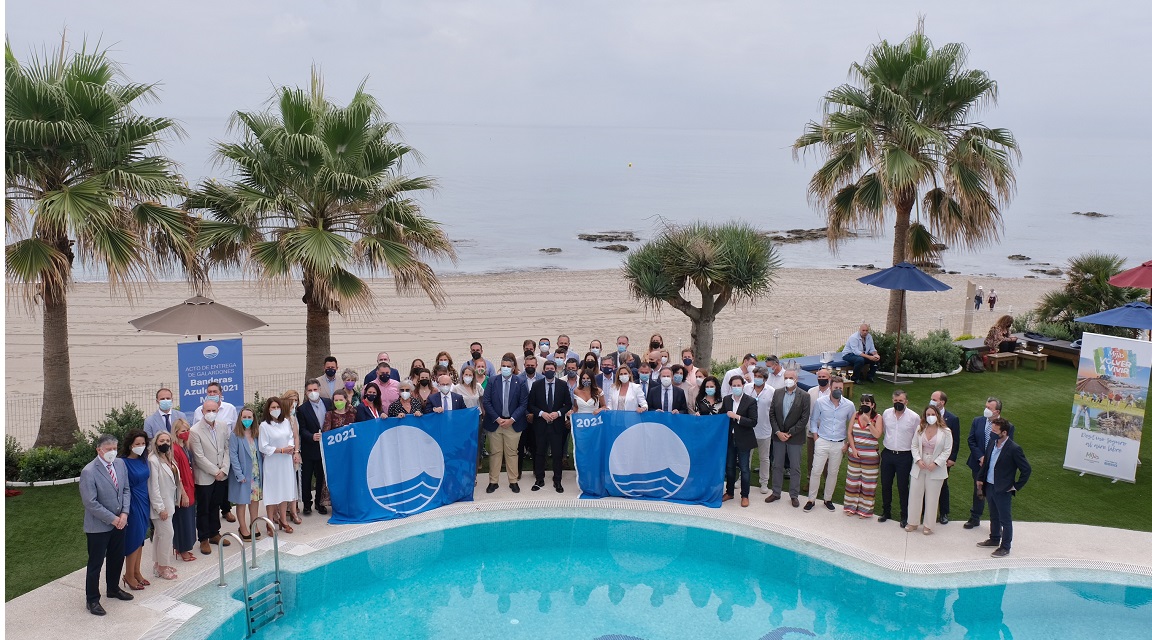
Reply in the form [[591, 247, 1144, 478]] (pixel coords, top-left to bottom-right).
[[539, 247, 562, 254], [595, 244, 629, 252], [578, 231, 639, 242], [1071, 211, 1109, 218]]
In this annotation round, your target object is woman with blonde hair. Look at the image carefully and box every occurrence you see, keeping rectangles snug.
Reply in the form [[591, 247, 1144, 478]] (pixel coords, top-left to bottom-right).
[[340, 368, 361, 406], [906, 404, 954, 535], [280, 389, 303, 525], [227, 408, 263, 540], [147, 431, 183, 580], [605, 366, 648, 412], [170, 419, 198, 562]]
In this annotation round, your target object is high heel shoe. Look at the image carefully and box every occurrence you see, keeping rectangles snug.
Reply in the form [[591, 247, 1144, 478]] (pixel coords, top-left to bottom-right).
[[278, 521, 294, 534], [180, 551, 197, 562], [136, 574, 151, 586], [290, 512, 302, 525], [155, 565, 178, 580], [122, 576, 145, 591]]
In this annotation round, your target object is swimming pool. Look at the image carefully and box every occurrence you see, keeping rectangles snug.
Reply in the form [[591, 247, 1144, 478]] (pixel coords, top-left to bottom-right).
[[180, 508, 1152, 640]]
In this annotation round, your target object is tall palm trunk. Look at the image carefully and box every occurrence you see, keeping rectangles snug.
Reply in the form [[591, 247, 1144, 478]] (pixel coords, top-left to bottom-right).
[[35, 282, 80, 447], [302, 275, 331, 379], [885, 191, 916, 333]]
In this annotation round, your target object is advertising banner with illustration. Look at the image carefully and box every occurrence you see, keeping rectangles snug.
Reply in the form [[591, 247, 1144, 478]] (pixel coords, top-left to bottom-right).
[[321, 408, 479, 524], [177, 338, 244, 408], [573, 410, 728, 507], [1064, 332, 1150, 482]]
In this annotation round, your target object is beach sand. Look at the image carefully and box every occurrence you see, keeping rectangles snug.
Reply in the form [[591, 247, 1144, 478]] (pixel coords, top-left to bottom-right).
[[5, 268, 1062, 398]]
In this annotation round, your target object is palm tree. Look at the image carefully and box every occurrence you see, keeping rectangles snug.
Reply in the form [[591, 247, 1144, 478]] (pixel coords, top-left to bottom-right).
[[1036, 252, 1144, 339], [188, 70, 455, 376], [622, 221, 781, 370], [794, 19, 1020, 333], [5, 39, 200, 447]]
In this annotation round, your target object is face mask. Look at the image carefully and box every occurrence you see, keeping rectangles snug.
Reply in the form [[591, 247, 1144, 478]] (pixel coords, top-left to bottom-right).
[[158, 399, 173, 411], [567, 370, 578, 379], [540, 343, 550, 352], [581, 380, 591, 388], [746, 362, 757, 371], [732, 386, 744, 397], [204, 411, 218, 423], [683, 357, 693, 367], [648, 362, 658, 370], [617, 345, 627, 353], [591, 348, 601, 357], [177, 431, 190, 441], [419, 379, 431, 387], [270, 408, 282, 419], [325, 368, 337, 377], [463, 376, 474, 385], [926, 415, 938, 425], [131, 445, 146, 456], [334, 400, 347, 410], [984, 408, 995, 419], [696, 377, 705, 385], [344, 381, 355, 390], [660, 356, 668, 364], [308, 391, 321, 402], [157, 443, 171, 454], [439, 360, 450, 368], [784, 379, 796, 389], [206, 394, 220, 403], [639, 372, 651, 382], [705, 387, 716, 397], [650, 341, 661, 350], [242, 418, 254, 428], [543, 370, 555, 380], [894, 401, 906, 412], [619, 374, 630, 383], [524, 349, 534, 358], [102, 450, 117, 463], [831, 389, 843, 400], [818, 379, 829, 388], [439, 384, 452, 393], [365, 394, 378, 403], [661, 376, 673, 387], [401, 391, 412, 400], [754, 377, 765, 387], [601, 367, 614, 377], [501, 366, 512, 378], [929, 399, 939, 408], [472, 350, 482, 360], [525, 367, 537, 376], [673, 374, 684, 384]]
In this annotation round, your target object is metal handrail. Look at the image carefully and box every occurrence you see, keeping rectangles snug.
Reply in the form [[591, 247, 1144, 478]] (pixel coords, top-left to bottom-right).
[[215, 532, 248, 589], [248, 516, 281, 578]]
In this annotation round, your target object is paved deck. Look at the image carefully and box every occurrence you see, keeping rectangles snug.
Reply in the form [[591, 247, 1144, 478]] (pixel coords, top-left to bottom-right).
[[7, 478, 1152, 639]]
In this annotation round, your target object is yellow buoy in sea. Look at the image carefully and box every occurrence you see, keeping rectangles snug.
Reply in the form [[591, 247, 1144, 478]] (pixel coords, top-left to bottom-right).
[[628, 163, 632, 167]]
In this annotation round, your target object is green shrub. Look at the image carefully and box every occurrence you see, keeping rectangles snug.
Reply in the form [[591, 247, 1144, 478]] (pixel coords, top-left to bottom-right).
[[245, 391, 267, 424], [873, 329, 962, 375], [18, 446, 82, 482], [707, 356, 740, 377], [781, 351, 806, 359], [955, 334, 975, 341], [1034, 321, 1077, 342], [71, 403, 146, 465], [6, 436, 25, 482]]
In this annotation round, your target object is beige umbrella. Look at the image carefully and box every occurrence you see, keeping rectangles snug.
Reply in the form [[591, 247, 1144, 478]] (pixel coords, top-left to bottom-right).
[[128, 296, 267, 338]]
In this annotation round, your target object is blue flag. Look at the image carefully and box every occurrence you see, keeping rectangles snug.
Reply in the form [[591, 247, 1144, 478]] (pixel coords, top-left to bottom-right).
[[321, 408, 479, 524], [572, 410, 728, 508]]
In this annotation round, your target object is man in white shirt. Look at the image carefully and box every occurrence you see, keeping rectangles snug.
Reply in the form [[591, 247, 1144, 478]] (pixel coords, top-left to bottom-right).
[[747, 366, 775, 494], [806, 367, 833, 487], [191, 381, 240, 523], [722, 354, 759, 397], [879, 389, 920, 527], [763, 356, 786, 390], [805, 378, 855, 512]]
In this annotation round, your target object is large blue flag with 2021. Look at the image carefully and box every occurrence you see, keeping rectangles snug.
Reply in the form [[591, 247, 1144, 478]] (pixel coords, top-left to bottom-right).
[[320, 407, 479, 524], [573, 410, 728, 508]]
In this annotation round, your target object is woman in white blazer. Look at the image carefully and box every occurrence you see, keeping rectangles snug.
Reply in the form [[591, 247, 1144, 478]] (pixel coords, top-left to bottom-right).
[[147, 431, 183, 580], [604, 367, 648, 413], [906, 404, 954, 535]]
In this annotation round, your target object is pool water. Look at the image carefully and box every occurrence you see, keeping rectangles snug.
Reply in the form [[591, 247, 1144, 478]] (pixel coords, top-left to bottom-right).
[[216, 517, 1151, 640]]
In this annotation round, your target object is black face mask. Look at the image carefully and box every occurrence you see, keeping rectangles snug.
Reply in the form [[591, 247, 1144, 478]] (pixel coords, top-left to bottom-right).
[[471, 350, 482, 359], [650, 342, 661, 350], [893, 401, 906, 412], [325, 368, 337, 377], [419, 379, 431, 387], [524, 350, 534, 358], [157, 443, 171, 454], [818, 379, 829, 388], [365, 394, 379, 403], [525, 367, 537, 376]]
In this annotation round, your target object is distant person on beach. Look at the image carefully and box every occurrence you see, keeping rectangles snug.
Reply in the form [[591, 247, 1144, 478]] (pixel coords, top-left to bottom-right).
[[79, 433, 134, 616], [965, 398, 1014, 530], [844, 324, 880, 383], [766, 369, 810, 507], [316, 355, 340, 400], [976, 417, 1031, 557], [974, 286, 984, 311], [805, 377, 854, 513], [983, 315, 1016, 354], [988, 289, 998, 311], [145, 387, 186, 440], [879, 390, 919, 528]]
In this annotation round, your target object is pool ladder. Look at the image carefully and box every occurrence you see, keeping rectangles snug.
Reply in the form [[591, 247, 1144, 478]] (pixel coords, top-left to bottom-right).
[[216, 517, 285, 637]]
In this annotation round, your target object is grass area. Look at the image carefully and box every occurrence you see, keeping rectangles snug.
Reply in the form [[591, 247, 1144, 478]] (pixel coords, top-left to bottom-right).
[[5, 483, 87, 601]]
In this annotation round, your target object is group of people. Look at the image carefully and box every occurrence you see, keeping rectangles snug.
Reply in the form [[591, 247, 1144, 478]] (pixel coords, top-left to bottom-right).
[[974, 286, 999, 311], [80, 333, 1033, 616]]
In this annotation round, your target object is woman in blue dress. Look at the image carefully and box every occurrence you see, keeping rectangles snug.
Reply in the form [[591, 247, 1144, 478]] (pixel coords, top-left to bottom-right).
[[121, 428, 152, 590]]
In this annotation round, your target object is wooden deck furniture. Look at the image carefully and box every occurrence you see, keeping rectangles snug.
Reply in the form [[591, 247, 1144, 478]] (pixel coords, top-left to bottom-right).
[[986, 352, 1019, 372], [1015, 350, 1048, 371]]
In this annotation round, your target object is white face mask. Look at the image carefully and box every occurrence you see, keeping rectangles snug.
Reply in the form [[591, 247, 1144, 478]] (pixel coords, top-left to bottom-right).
[[696, 377, 705, 385], [590, 348, 600, 357], [439, 384, 452, 394], [463, 376, 474, 385], [439, 360, 450, 368], [619, 375, 630, 383], [270, 408, 282, 419], [102, 450, 117, 463], [783, 378, 796, 389], [926, 415, 938, 425], [401, 391, 412, 400], [660, 376, 672, 387], [308, 391, 321, 402], [929, 399, 939, 407], [131, 445, 146, 456], [983, 408, 995, 419], [660, 356, 668, 364], [204, 411, 217, 423]]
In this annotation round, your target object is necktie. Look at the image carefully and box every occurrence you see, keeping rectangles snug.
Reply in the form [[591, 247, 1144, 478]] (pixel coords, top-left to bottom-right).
[[984, 420, 992, 450], [164, 413, 171, 432], [547, 383, 554, 408], [107, 463, 118, 488], [664, 389, 670, 412], [502, 380, 510, 417]]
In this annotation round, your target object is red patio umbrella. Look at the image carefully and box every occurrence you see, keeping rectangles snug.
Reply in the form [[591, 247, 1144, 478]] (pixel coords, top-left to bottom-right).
[[1109, 260, 1152, 303]]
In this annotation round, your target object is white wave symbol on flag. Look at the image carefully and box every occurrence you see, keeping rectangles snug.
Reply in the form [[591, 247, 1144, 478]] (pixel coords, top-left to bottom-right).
[[610, 469, 686, 498], [369, 472, 442, 514], [365, 425, 445, 513]]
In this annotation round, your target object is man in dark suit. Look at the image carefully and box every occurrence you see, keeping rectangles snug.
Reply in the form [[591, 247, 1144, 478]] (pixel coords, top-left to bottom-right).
[[78, 434, 135, 615], [363, 352, 402, 387], [646, 367, 689, 413], [766, 370, 811, 507], [613, 335, 640, 373], [595, 355, 615, 389], [527, 361, 574, 492], [296, 378, 334, 515], [481, 353, 530, 494], [144, 387, 187, 440], [977, 417, 1031, 557], [721, 376, 759, 507], [931, 390, 962, 524], [965, 397, 1014, 529], [427, 373, 468, 413]]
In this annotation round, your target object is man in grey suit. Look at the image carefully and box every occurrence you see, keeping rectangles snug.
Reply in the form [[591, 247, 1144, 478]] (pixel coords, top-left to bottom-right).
[[765, 370, 812, 507], [144, 387, 187, 440], [79, 434, 135, 615]]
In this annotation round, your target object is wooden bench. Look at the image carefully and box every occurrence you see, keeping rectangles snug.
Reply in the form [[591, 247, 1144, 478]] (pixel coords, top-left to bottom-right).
[[986, 352, 1018, 372], [1015, 350, 1048, 371]]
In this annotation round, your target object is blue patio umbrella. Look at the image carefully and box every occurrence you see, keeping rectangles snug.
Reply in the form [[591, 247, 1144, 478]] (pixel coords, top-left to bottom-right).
[[1075, 301, 1152, 332], [857, 262, 952, 382]]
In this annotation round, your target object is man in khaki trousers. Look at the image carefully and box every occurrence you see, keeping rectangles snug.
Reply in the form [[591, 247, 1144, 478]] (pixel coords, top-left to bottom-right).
[[481, 354, 530, 494]]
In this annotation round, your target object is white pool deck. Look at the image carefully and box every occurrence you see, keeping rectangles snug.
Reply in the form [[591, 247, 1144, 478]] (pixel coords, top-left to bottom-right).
[[7, 477, 1152, 640]]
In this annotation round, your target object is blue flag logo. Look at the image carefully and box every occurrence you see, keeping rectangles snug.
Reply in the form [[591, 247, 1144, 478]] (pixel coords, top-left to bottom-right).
[[366, 425, 445, 514], [608, 422, 691, 498]]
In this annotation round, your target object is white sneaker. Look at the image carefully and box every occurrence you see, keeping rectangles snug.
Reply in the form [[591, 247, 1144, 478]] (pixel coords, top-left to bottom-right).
[[759, 484, 769, 494]]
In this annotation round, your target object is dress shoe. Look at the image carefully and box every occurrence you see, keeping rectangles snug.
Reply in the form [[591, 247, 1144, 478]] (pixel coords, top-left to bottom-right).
[[209, 534, 231, 547], [899, 520, 908, 528], [991, 547, 1010, 558], [554, 483, 564, 493], [740, 497, 749, 507], [765, 494, 781, 504], [317, 505, 328, 515], [223, 511, 237, 523], [791, 497, 800, 508], [108, 589, 135, 601], [803, 501, 815, 512], [87, 601, 107, 616], [303, 507, 312, 516], [939, 514, 950, 525], [200, 541, 212, 555], [824, 501, 835, 511], [722, 494, 733, 502], [531, 483, 541, 491], [977, 539, 1000, 548], [963, 519, 980, 529], [486, 483, 498, 493], [509, 483, 520, 493]]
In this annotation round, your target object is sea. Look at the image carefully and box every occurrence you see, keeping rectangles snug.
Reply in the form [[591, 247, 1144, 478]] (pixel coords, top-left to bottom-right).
[[100, 118, 1146, 281]]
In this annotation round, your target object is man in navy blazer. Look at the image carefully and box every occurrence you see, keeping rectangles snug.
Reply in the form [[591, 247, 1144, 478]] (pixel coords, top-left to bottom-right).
[[481, 354, 530, 494], [931, 390, 962, 525], [645, 367, 689, 413], [976, 418, 1031, 557], [427, 374, 468, 412], [79, 434, 135, 615], [296, 379, 334, 515], [527, 361, 574, 492], [964, 397, 1014, 529]]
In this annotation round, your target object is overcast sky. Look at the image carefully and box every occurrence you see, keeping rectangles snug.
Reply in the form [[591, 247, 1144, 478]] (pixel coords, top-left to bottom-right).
[[7, 0, 1150, 137]]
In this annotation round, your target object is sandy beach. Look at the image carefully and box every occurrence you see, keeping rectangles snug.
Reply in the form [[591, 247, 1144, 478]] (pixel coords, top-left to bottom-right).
[[5, 267, 1062, 399]]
